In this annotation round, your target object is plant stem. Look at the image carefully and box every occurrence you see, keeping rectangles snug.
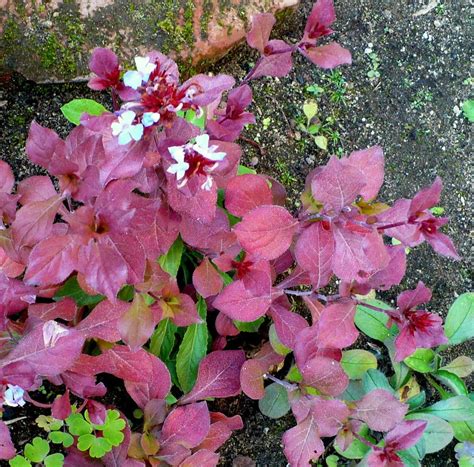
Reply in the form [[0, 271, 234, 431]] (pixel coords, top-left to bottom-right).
[[353, 431, 376, 448], [284, 289, 314, 297], [376, 221, 408, 231], [264, 374, 298, 392], [356, 300, 394, 314]]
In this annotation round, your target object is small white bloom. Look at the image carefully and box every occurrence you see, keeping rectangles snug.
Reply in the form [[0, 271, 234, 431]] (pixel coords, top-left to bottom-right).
[[123, 56, 156, 89], [167, 145, 190, 181], [111, 110, 144, 145], [142, 112, 161, 127], [3, 384, 26, 407], [201, 175, 213, 191], [193, 134, 226, 162], [43, 320, 69, 348]]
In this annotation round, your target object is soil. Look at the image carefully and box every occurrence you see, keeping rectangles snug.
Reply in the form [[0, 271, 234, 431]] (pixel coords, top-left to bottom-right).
[[0, 0, 472, 466]]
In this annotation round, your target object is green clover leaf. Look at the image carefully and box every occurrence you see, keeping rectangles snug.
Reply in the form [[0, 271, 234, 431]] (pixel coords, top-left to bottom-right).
[[49, 431, 74, 448], [24, 437, 50, 463], [77, 434, 112, 458], [66, 413, 93, 436], [8, 456, 31, 467], [36, 415, 63, 433], [44, 453, 65, 467]]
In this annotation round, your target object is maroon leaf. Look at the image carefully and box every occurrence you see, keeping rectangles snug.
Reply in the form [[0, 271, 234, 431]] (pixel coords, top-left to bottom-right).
[[180, 350, 245, 404], [247, 13, 276, 53], [28, 298, 77, 322], [234, 205, 297, 260], [250, 44, 294, 80], [302, 43, 352, 69], [311, 397, 350, 437], [346, 146, 384, 200], [316, 300, 358, 349], [25, 121, 63, 170], [51, 390, 72, 420], [282, 414, 324, 467], [294, 222, 334, 289], [385, 420, 427, 451], [353, 389, 407, 432], [192, 258, 224, 298], [225, 174, 273, 217], [17, 176, 57, 205], [300, 355, 348, 396], [179, 449, 219, 467], [161, 402, 210, 449], [198, 412, 243, 452]]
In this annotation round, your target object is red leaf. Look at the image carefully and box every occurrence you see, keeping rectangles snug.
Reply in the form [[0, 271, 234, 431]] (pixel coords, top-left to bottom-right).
[[250, 45, 293, 80], [179, 449, 219, 467], [161, 402, 210, 449], [282, 414, 324, 467], [346, 146, 384, 200], [0, 161, 14, 194], [234, 205, 297, 260], [240, 359, 266, 400], [225, 174, 273, 217], [17, 176, 57, 205], [28, 298, 77, 322], [76, 299, 129, 341], [316, 300, 358, 349], [300, 355, 348, 396], [192, 258, 224, 298], [180, 350, 245, 404], [52, 390, 72, 420], [386, 420, 427, 451], [353, 389, 407, 432], [302, 42, 352, 69], [25, 121, 63, 170], [247, 13, 276, 53], [397, 281, 431, 311], [118, 294, 156, 351], [294, 222, 334, 289], [310, 397, 349, 437]]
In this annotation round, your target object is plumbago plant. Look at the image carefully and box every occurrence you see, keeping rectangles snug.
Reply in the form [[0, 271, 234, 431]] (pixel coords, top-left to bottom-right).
[[0, 1, 472, 466]]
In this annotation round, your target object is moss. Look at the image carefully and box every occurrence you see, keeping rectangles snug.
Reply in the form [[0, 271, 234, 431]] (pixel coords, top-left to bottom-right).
[[0, 19, 22, 67], [200, 0, 213, 39], [36, 32, 77, 75]]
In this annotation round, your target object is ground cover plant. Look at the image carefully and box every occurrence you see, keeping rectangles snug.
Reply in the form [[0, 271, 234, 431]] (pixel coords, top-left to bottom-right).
[[1, 0, 473, 465]]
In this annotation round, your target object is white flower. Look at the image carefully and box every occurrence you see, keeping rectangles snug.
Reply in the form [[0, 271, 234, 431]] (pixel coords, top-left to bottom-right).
[[43, 320, 69, 348], [123, 56, 157, 89], [111, 110, 144, 145], [3, 384, 25, 407], [193, 134, 226, 162], [201, 175, 213, 191], [167, 145, 190, 181], [142, 112, 160, 127]]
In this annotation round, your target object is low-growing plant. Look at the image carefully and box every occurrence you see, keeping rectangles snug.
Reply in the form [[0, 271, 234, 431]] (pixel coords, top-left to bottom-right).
[[0, 1, 471, 466]]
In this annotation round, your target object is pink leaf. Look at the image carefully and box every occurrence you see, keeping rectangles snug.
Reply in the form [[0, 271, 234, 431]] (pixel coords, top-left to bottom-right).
[[268, 296, 308, 350], [161, 402, 210, 449], [52, 390, 72, 420], [198, 412, 243, 452], [302, 42, 352, 69], [118, 294, 156, 351], [25, 121, 63, 170], [310, 397, 349, 437], [301, 355, 348, 396], [25, 235, 79, 286], [282, 414, 324, 467], [0, 161, 14, 194], [28, 298, 77, 322], [305, 0, 336, 31], [192, 258, 224, 298], [225, 174, 273, 217], [294, 222, 334, 289], [409, 177, 442, 216], [234, 206, 297, 260], [17, 176, 57, 205], [247, 13, 276, 53], [76, 299, 129, 341], [346, 146, 384, 200], [2, 321, 84, 377], [240, 359, 266, 400], [353, 389, 407, 432], [0, 421, 15, 460], [180, 350, 245, 404], [397, 281, 431, 311], [179, 449, 219, 467], [250, 46, 293, 80], [316, 300, 358, 349], [311, 156, 364, 212], [385, 420, 427, 451]]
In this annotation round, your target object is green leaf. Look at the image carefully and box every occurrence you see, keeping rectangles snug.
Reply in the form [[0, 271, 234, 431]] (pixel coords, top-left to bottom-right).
[[334, 425, 373, 459], [303, 101, 318, 124], [341, 350, 377, 379], [77, 434, 112, 458], [404, 348, 436, 373], [450, 420, 474, 442], [258, 383, 290, 419], [35, 415, 63, 432], [269, 323, 291, 356], [397, 451, 421, 467], [158, 237, 184, 277], [307, 124, 320, 135], [405, 413, 454, 454], [234, 317, 265, 333], [176, 297, 208, 393], [165, 393, 178, 405], [24, 437, 50, 463], [286, 365, 302, 383], [66, 413, 93, 436], [49, 431, 74, 448], [184, 109, 206, 129], [440, 356, 474, 378], [149, 319, 177, 361], [444, 293, 474, 345], [61, 99, 107, 125], [432, 370, 469, 395], [355, 300, 397, 341], [314, 135, 328, 150], [54, 276, 104, 307], [44, 453, 65, 467], [462, 99, 474, 122], [362, 369, 394, 393], [406, 391, 426, 411], [341, 380, 365, 401], [237, 164, 257, 175], [326, 454, 339, 467], [9, 456, 31, 467], [417, 396, 474, 422]]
